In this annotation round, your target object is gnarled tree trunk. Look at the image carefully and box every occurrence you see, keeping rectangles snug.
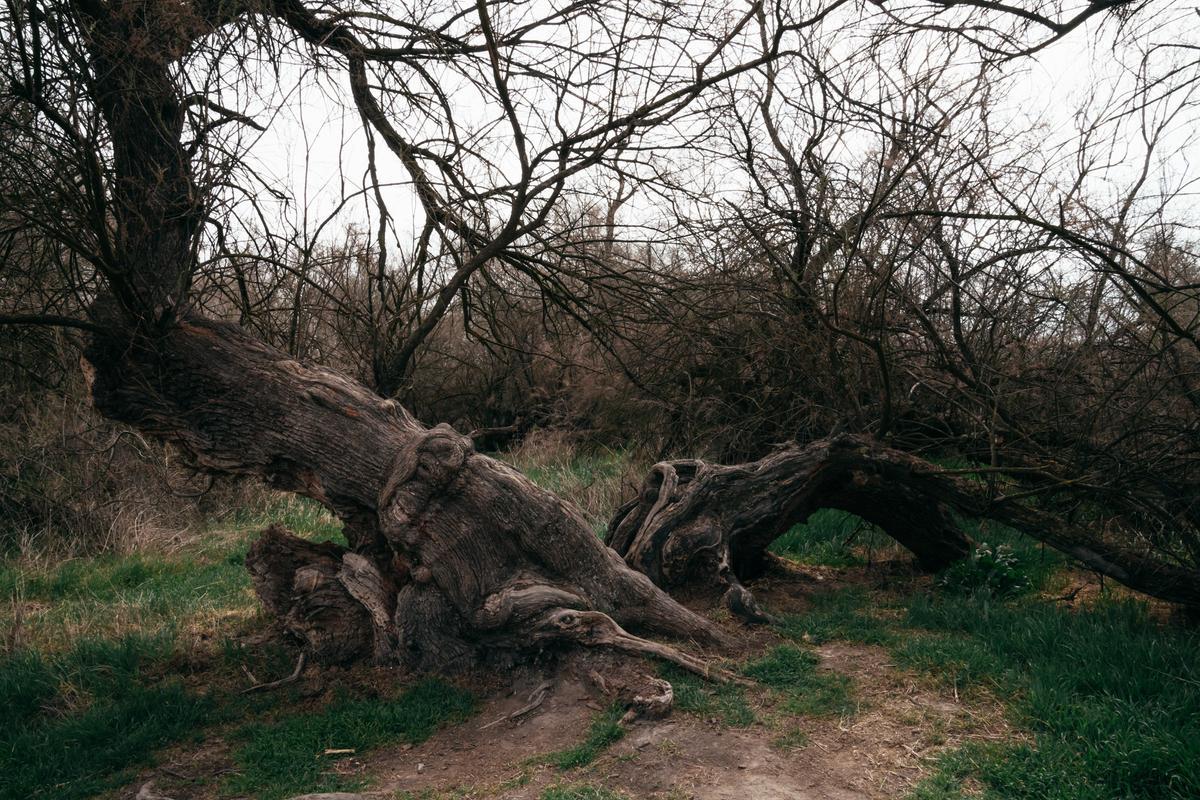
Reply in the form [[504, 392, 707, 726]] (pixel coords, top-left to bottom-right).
[[608, 436, 973, 621], [85, 317, 730, 673], [609, 435, 1200, 618]]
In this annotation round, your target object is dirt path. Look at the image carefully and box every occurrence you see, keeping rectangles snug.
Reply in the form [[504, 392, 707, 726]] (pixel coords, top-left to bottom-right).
[[357, 643, 1011, 800]]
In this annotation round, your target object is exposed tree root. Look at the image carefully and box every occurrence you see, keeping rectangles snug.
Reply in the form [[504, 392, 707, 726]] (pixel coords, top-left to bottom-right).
[[531, 608, 747, 684]]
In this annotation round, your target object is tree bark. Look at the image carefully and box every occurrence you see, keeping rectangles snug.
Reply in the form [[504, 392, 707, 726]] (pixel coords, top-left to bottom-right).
[[609, 434, 1200, 616], [84, 317, 730, 672], [608, 436, 973, 621]]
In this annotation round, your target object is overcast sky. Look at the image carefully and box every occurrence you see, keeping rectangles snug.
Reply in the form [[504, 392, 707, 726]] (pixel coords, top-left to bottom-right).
[[217, 2, 1199, 262]]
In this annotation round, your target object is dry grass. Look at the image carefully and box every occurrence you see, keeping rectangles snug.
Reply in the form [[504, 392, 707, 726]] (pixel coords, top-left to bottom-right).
[[496, 429, 651, 534], [1, 392, 271, 561]]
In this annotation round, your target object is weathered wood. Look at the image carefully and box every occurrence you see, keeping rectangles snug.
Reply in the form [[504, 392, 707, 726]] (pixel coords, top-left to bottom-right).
[[607, 436, 973, 621], [610, 434, 1200, 615], [86, 317, 730, 671]]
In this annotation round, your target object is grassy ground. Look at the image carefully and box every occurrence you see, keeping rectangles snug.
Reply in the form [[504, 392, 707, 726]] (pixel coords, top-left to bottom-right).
[[2, 450, 1198, 799], [0, 496, 471, 800], [770, 511, 1200, 800]]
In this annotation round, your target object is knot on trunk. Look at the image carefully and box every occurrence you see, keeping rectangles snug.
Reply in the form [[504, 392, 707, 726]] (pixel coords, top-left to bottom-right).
[[379, 423, 474, 542]]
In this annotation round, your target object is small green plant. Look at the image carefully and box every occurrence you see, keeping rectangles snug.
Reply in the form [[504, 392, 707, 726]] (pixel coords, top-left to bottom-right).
[[936, 543, 1030, 598], [772, 728, 810, 750]]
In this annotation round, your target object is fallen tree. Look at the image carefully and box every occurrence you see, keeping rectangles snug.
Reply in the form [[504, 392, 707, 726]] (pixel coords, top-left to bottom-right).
[[7, 0, 1193, 687], [89, 321, 1200, 676], [609, 435, 1200, 619], [86, 317, 732, 673]]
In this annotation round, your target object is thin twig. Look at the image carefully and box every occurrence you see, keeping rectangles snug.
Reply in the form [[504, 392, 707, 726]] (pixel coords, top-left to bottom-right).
[[241, 652, 306, 694], [479, 680, 553, 729]]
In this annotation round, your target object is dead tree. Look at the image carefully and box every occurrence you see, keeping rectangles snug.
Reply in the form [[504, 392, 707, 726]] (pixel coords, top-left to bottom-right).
[[87, 315, 732, 671]]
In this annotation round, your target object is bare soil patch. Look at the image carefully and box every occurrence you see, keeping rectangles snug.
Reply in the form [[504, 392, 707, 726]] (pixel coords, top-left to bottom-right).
[[356, 641, 1011, 800]]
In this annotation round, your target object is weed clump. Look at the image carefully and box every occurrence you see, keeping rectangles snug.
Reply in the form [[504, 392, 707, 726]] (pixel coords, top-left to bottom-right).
[[936, 543, 1031, 598], [743, 645, 856, 718], [660, 664, 756, 726]]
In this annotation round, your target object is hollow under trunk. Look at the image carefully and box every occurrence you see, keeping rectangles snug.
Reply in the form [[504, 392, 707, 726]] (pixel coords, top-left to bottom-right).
[[607, 436, 973, 621], [84, 316, 729, 673], [609, 435, 1200, 618]]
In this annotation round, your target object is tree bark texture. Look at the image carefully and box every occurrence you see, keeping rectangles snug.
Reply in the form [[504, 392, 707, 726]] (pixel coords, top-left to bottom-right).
[[609, 434, 1200, 616], [85, 317, 729, 671]]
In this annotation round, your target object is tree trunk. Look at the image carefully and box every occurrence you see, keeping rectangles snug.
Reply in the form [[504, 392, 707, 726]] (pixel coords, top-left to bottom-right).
[[84, 317, 729, 672], [608, 436, 973, 621], [609, 434, 1200, 617]]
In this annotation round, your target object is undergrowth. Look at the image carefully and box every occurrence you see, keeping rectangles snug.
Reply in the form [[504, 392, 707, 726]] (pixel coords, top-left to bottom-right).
[[227, 678, 475, 800]]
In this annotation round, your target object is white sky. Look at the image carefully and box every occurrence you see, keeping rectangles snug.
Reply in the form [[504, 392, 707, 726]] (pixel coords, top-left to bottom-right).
[[213, 2, 1200, 263]]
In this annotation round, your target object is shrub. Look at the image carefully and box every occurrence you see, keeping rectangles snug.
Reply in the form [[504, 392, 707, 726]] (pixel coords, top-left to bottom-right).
[[936, 543, 1031, 598]]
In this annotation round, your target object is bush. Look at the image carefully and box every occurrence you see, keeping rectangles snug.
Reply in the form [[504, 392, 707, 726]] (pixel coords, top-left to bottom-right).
[[936, 543, 1031, 598]]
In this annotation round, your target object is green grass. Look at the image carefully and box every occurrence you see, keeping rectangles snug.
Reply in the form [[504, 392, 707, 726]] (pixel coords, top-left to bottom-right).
[[0, 633, 213, 800], [776, 586, 894, 645], [514, 451, 625, 498], [742, 645, 856, 718], [769, 509, 892, 567], [496, 444, 638, 536], [0, 496, 347, 652], [900, 594, 1200, 799], [540, 783, 629, 800], [660, 664, 756, 726], [542, 705, 627, 770], [226, 678, 475, 800], [766, 514, 1200, 800], [227, 495, 346, 544], [664, 645, 855, 730]]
